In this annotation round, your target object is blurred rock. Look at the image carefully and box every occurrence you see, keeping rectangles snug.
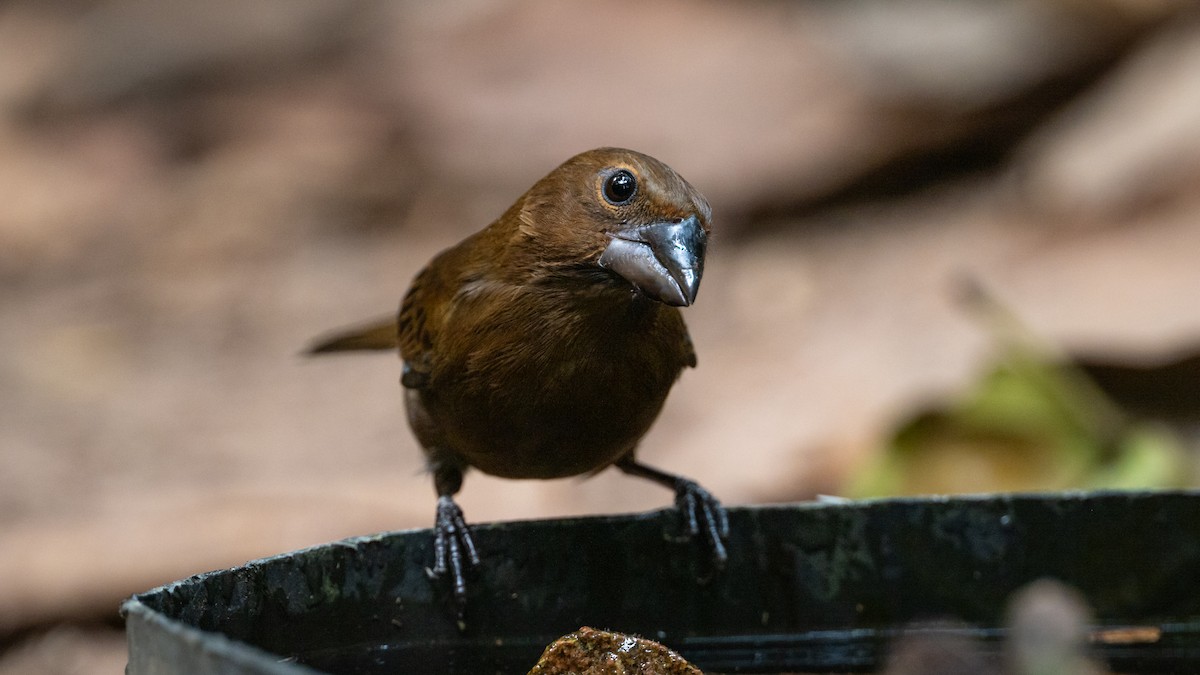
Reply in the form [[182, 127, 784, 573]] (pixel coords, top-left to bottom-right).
[[814, 0, 1181, 108], [1017, 11, 1200, 223], [1006, 579, 1107, 675], [25, 0, 372, 113], [880, 627, 996, 675], [0, 626, 126, 675], [878, 580, 1108, 675]]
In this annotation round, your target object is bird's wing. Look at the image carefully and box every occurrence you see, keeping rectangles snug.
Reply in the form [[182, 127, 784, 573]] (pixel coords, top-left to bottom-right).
[[398, 243, 477, 388]]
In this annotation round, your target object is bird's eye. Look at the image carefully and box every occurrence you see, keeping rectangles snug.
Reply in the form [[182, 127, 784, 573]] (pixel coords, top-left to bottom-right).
[[603, 169, 637, 205]]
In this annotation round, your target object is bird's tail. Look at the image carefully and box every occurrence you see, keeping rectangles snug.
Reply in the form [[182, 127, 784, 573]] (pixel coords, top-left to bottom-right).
[[305, 316, 398, 354]]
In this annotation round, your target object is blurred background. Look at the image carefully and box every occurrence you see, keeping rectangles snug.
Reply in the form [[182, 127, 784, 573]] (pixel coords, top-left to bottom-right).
[[2, 0, 1199, 672]]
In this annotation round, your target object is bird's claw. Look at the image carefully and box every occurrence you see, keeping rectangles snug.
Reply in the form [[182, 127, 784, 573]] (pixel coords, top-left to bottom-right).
[[430, 495, 480, 611], [673, 478, 730, 570]]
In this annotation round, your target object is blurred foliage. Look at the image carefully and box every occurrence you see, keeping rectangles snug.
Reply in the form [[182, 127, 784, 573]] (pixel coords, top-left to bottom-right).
[[850, 285, 1194, 497]]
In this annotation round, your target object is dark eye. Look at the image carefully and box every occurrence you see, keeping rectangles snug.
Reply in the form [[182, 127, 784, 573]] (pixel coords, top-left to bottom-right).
[[603, 169, 637, 205]]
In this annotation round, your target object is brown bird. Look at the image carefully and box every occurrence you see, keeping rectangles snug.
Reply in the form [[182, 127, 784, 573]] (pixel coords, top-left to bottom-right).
[[307, 147, 727, 609]]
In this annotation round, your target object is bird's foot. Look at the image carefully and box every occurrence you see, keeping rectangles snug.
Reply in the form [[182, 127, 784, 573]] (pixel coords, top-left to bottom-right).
[[672, 478, 730, 573], [427, 495, 480, 613]]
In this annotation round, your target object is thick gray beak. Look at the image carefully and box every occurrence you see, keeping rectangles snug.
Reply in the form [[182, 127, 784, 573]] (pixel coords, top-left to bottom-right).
[[598, 215, 706, 307]]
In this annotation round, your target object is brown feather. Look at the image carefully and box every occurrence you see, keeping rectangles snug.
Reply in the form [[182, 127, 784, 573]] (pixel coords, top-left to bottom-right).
[[305, 317, 397, 354]]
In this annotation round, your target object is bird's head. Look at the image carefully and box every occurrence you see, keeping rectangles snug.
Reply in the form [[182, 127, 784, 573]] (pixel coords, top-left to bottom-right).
[[513, 147, 712, 307]]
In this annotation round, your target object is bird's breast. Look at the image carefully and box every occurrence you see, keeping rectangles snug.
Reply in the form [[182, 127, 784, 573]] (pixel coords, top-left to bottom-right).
[[416, 289, 690, 479]]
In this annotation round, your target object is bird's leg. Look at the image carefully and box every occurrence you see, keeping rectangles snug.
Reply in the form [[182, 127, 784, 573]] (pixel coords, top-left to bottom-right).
[[428, 461, 480, 613], [616, 456, 730, 570]]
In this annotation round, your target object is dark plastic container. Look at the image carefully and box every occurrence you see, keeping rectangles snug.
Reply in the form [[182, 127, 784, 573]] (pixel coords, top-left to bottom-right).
[[123, 491, 1200, 673]]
